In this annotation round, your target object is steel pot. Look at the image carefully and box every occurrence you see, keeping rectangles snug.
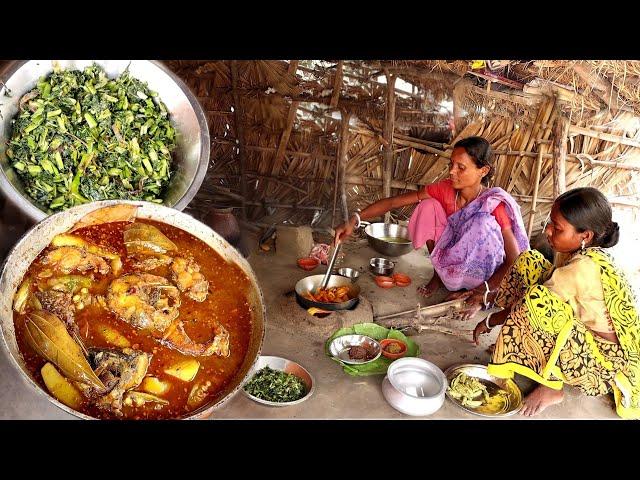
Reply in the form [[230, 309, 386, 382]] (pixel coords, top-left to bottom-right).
[[0, 60, 210, 222], [0, 200, 266, 419], [382, 357, 447, 416], [295, 274, 361, 311], [364, 223, 413, 257]]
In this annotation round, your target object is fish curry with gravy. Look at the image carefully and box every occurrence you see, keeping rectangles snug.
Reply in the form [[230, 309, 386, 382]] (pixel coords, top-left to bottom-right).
[[12, 207, 253, 419]]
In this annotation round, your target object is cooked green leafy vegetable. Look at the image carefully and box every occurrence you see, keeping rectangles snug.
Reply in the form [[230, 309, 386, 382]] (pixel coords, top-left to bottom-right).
[[6, 64, 176, 211], [243, 366, 307, 403]]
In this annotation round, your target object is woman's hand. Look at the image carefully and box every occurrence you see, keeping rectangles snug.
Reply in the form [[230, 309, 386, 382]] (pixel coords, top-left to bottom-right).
[[448, 288, 484, 320], [333, 218, 356, 246], [473, 319, 492, 345], [445, 290, 470, 301]]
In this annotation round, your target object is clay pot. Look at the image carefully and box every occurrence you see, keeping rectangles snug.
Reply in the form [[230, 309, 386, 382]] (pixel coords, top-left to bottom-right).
[[375, 275, 395, 288], [392, 273, 412, 287], [297, 257, 320, 271], [206, 207, 241, 246], [380, 339, 408, 359]]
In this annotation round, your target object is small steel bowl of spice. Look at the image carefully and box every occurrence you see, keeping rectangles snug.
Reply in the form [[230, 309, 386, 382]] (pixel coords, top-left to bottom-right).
[[242, 356, 315, 406]]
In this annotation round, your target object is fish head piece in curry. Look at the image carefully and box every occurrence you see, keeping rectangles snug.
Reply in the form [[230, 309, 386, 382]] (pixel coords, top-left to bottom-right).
[[107, 273, 181, 333]]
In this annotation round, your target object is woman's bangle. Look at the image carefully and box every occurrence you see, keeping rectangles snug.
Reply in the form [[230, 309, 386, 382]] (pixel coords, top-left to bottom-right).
[[352, 212, 361, 229], [484, 312, 494, 330], [483, 281, 491, 309]]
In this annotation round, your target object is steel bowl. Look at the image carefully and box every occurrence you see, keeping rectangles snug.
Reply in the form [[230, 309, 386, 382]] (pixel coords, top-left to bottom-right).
[[242, 355, 315, 407], [364, 223, 413, 257], [0, 200, 266, 420], [370, 257, 395, 276], [444, 364, 522, 417], [337, 267, 361, 282], [0, 60, 210, 222], [382, 357, 447, 416], [295, 274, 360, 311], [328, 334, 382, 364]]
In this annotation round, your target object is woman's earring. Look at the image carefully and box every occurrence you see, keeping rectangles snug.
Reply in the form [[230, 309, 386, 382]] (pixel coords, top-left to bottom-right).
[[580, 239, 586, 253]]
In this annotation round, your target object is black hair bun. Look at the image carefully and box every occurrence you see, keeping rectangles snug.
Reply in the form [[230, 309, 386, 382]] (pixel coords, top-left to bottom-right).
[[600, 221, 619, 248]]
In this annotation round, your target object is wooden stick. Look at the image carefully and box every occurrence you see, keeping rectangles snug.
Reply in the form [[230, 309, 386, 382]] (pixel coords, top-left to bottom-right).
[[377, 317, 472, 338], [245, 173, 307, 195], [338, 111, 351, 223], [470, 85, 541, 107], [330, 60, 343, 108], [230, 61, 248, 220], [493, 150, 640, 172], [213, 136, 640, 173], [212, 139, 336, 162], [527, 148, 544, 239], [569, 125, 640, 149], [507, 96, 556, 192], [243, 201, 322, 210], [553, 115, 569, 197], [331, 134, 340, 229], [263, 61, 300, 200], [416, 325, 473, 337], [382, 70, 397, 222]]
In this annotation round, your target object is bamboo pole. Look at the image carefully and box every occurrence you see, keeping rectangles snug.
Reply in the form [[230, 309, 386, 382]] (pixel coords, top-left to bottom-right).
[[245, 173, 306, 194], [212, 139, 335, 161], [243, 201, 322, 210], [553, 116, 570, 197], [263, 60, 299, 199], [382, 70, 397, 223], [230, 60, 248, 220], [338, 111, 351, 223], [507, 96, 556, 192], [330, 60, 344, 108], [470, 85, 541, 107], [569, 125, 640, 149], [331, 136, 340, 230], [527, 148, 544, 239]]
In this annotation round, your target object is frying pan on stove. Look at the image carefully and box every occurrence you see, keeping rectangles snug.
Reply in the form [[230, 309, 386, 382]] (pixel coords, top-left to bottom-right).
[[295, 274, 361, 311]]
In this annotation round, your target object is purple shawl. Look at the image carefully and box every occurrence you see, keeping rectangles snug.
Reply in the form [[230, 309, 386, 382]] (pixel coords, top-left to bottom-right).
[[430, 187, 529, 291]]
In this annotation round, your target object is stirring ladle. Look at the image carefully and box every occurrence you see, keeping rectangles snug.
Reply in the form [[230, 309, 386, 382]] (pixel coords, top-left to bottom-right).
[[316, 242, 342, 293]]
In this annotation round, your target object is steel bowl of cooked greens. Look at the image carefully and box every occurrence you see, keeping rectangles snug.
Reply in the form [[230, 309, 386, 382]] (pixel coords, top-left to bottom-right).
[[0, 60, 210, 222], [242, 355, 315, 407], [444, 364, 522, 417]]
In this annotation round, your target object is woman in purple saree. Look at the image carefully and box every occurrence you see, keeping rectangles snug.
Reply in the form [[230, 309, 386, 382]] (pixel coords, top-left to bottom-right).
[[334, 136, 529, 310], [431, 187, 529, 291]]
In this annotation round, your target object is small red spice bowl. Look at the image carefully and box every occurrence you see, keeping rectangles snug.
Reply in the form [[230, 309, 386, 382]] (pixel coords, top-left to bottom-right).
[[374, 275, 395, 288], [392, 273, 412, 287], [380, 339, 407, 359], [297, 257, 320, 271]]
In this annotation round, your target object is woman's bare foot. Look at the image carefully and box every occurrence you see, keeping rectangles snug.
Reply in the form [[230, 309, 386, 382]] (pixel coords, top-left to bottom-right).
[[520, 385, 564, 416], [417, 274, 442, 297]]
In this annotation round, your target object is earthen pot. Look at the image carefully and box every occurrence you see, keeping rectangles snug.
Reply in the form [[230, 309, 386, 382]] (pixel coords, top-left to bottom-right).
[[206, 207, 241, 246]]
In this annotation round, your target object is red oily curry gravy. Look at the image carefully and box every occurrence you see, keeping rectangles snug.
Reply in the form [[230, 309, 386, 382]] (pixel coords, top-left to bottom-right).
[[13, 219, 254, 419]]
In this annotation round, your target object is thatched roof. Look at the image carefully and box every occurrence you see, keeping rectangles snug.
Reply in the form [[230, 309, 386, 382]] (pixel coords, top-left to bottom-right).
[[165, 60, 640, 238]]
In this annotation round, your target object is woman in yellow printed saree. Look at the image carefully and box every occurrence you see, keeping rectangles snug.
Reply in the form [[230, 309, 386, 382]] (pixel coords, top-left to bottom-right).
[[473, 187, 640, 418]]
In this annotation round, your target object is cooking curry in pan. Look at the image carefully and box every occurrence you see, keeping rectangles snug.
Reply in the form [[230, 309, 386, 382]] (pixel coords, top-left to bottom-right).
[[12, 205, 253, 419]]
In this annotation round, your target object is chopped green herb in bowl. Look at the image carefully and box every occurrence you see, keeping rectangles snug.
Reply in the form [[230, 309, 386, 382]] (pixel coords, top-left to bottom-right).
[[243, 366, 308, 404], [7, 64, 176, 211]]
